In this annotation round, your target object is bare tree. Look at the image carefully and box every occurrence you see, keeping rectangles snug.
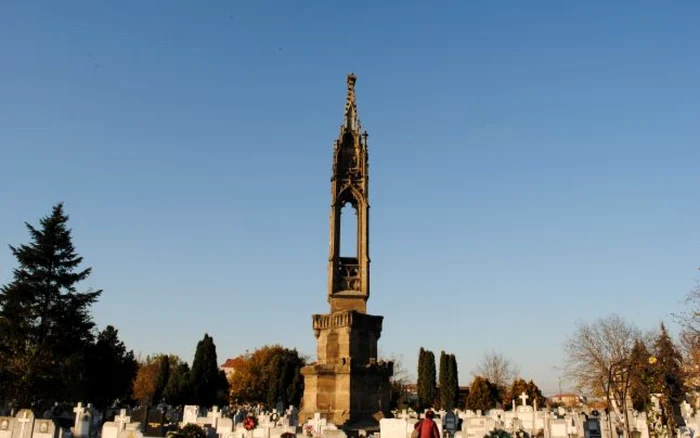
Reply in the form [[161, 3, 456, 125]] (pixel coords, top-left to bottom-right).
[[675, 281, 700, 335], [473, 350, 519, 389], [563, 314, 641, 438]]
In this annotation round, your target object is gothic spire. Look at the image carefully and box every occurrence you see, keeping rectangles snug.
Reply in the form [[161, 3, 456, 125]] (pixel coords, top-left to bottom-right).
[[344, 73, 358, 130]]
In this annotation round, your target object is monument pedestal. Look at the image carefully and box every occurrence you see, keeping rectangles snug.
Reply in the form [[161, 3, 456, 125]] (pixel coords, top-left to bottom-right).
[[298, 310, 393, 429]]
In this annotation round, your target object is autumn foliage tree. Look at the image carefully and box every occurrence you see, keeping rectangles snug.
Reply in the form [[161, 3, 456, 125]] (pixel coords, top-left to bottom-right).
[[503, 378, 545, 410], [228, 345, 305, 407], [465, 376, 499, 411]]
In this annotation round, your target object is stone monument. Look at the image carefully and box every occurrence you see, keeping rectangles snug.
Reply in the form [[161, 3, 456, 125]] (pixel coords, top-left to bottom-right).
[[299, 73, 393, 429]]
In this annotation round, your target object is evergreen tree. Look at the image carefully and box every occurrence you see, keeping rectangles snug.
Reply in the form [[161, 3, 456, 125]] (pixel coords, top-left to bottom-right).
[[190, 333, 226, 407], [164, 362, 192, 406], [416, 348, 427, 409], [424, 350, 437, 407], [439, 351, 449, 409], [446, 354, 459, 410], [153, 355, 171, 405], [0, 204, 101, 407], [466, 376, 499, 411], [653, 323, 684, 430], [85, 325, 138, 408], [628, 338, 653, 411], [525, 380, 546, 408]]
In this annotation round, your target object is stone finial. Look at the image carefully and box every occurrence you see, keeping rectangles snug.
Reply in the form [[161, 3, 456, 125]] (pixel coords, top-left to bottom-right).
[[345, 73, 358, 130]]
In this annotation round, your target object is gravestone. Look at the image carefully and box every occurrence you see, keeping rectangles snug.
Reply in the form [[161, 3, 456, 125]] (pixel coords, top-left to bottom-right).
[[182, 407, 198, 427], [380, 418, 408, 438], [101, 423, 119, 438], [14, 410, 36, 438], [217, 418, 233, 435], [444, 412, 458, 437], [0, 417, 14, 438], [33, 419, 57, 438], [207, 407, 222, 429], [130, 408, 148, 432], [115, 411, 130, 432], [145, 410, 165, 437]]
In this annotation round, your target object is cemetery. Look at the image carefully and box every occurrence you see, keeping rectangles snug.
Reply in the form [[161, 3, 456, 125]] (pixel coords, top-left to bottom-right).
[[1, 45, 699, 438]]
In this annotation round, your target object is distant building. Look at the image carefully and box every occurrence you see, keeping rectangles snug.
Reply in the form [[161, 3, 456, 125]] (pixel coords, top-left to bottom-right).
[[548, 393, 583, 407], [220, 356, 245, 378]]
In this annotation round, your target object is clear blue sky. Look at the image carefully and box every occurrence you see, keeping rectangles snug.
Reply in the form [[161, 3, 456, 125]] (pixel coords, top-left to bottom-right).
[[1, 1, 698, 395]]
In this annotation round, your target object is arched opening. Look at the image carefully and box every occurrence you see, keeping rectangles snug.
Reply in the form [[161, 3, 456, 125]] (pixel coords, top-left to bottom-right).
[[340, 202, 358, 258]]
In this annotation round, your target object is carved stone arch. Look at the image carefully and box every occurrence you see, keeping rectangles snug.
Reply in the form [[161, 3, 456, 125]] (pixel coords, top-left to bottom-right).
[[337, 185, 364, 209]]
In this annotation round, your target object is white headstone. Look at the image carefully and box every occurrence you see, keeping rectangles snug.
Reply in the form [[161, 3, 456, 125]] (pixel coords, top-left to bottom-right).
[[115, 410, 130, 431], [217, 418, 233, 434], [182, 406, 199, 426], [101, 423, 119, 438], [380, 419, 408, 438], [32, 419, 57, 438], [0, 417, 15, 438], [15, 410, 35, 438]]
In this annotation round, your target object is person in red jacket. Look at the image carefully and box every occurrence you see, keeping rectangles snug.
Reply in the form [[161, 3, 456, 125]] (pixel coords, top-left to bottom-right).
[[414, 410, 440, 438]]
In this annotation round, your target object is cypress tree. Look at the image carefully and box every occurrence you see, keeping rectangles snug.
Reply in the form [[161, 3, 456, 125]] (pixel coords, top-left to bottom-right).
[[446, 354, 459, 410], [439, 351, 449, 409], [0, 203, 102, 406], [417, 348, 427, 409], [191, 333, 225, 407], [425, 350, 437, 408]]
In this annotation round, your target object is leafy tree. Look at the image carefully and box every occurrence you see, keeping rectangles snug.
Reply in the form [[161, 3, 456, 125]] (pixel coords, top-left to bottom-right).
[[628, 339, 653, 411], [164, 362, 193, 406], [153, 355, 171, 405], [0, 203, 102, 407], [133, 355, 163, 404], [652, 323, 684, 430], [466, 376, 499, 411], [85, 325, 138, 408], [563, 314, 640, 438], [504, 378, 529, 410], [417, 349, 436, 409], [191, 333, 228, 407], [228, 345, 305, 406], [525, 380, 545, 408]]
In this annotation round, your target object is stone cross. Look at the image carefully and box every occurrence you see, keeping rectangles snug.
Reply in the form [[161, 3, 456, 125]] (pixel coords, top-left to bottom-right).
[[115, 410, 130, 431], [208, 407, 222, 428], [519, 392, 529, 407], [73, 403, 86, 429], [310, 413, 326, 435], [17, 411, 32, 438]]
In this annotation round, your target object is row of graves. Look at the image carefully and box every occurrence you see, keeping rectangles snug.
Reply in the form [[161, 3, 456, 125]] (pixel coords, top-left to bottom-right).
[[0, 395, 697, 438], [0, 403, 342, 438], [380, 392, 699, 438]]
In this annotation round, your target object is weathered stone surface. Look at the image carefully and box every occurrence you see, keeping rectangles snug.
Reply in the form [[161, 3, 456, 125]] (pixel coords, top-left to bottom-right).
[[299, 74, 392, 429]]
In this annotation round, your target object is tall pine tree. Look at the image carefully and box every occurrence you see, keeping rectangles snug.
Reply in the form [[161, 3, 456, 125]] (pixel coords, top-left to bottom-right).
[[0, 204, 101, 407]]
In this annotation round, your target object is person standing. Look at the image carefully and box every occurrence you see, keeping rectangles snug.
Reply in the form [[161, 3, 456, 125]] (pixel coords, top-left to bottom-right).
[[414, 410, 440, 438]]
